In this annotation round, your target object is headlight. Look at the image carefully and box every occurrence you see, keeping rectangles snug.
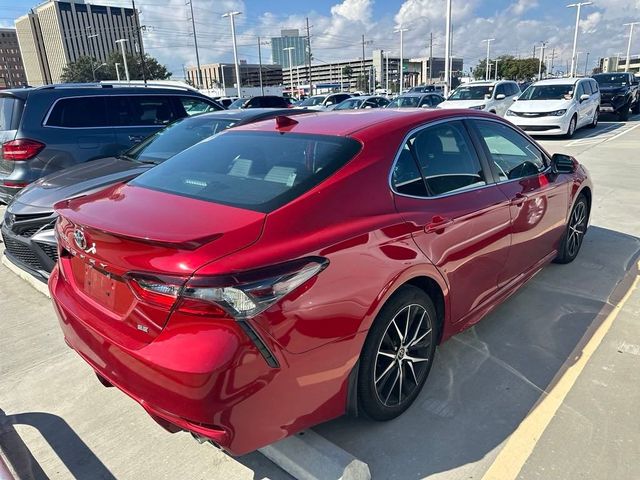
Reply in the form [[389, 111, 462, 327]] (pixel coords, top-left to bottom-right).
[[506, 110, 516, 116], [550, 109, 567, 116], [469, 105, 486, 110]]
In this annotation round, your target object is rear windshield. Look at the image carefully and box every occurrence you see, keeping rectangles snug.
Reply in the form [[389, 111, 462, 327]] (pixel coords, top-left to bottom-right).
[[0, 95, 22, 131], [126, 115, 237, 164], [131, 131, 362, 213]]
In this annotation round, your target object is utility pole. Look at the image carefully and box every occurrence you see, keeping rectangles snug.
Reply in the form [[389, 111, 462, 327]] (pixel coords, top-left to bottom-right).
[[132, 0, 147, 84], [187, 0, 201, 88], [306, 17, 313, 96], [568, 2, 593, 77], [584, 51, 590, 75], [115, 62, 121, 81], [284, 47, 295, 96], [386, 52, 389, 91], [483, 38, 495, 80], [550, 47, 556, 76], [115, 39, 130, 82], [361, 34, 366, 92], [538, 42, 546, 80], [223, 11, 242, 97], [428, 32, 433, 84], [623, 22, 640, 72], [395, 26, 408, 94], [258, 36, 264, 96], [444, 0, 452, 96]]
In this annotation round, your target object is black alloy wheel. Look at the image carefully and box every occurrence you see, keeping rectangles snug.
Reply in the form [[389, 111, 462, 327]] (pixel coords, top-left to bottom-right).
[[554, 194, 589, 264]]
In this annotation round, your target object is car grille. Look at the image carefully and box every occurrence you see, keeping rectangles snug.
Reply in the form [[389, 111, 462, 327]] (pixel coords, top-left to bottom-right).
[[2, 232, 45, 271], [520, 125, 560, 131], [17, 225, 44, 237], [512, 112, 547, 118], [37, 242, 58, 263]]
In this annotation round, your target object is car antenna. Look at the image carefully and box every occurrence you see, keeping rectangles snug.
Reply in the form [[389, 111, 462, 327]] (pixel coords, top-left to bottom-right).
[[275, 115, 299, 129]]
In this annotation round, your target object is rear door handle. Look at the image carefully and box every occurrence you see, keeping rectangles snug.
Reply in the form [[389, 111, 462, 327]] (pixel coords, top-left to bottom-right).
[[511, 193, 529, 207], [424, 215, 453, 233]]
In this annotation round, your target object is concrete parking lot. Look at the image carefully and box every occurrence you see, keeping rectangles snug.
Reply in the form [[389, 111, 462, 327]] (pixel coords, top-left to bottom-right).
[[1, 113, 639, 480]]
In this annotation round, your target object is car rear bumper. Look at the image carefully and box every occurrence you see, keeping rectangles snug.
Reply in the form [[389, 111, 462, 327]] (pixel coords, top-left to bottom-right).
[[48, 263, 359, 455]]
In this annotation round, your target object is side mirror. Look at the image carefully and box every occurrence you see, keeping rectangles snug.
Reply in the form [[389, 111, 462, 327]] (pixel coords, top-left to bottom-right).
[[551, 153, 577, 174], [580, 94, 590, 102], [496, 94, 506, 100], [421, 104, 431, 108]]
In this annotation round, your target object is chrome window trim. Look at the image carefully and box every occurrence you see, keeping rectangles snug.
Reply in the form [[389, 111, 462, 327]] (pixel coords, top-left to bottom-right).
[[388, 115, 552, 201], [41, 94, 217, 129]]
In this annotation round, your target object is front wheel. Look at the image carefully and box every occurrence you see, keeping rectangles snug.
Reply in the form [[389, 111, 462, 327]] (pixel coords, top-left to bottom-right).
[[358, 286, 438, 421], [618, 104, 630, 121], [565, 115, 577, 138], [554, 194, 589, 264]]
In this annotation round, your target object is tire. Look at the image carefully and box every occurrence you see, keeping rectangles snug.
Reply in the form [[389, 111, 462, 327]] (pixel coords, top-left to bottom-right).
[[632, 99, 640, 115], [618, 104, 630, 121], [564, 115, 577, 138], [588, 108, 598, 129], [554, 194, 589, 264], [358, 285, 438, 421]]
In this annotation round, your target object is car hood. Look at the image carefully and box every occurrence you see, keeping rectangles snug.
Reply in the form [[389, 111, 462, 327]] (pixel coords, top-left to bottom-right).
[[438, 99, 489, 109], [509, 99, 572, 113], [10, 156, 151, 211]]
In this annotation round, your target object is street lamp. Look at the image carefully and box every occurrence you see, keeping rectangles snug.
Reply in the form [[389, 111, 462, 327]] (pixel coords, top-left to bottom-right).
[[394, 26, 409, 94], [444, 0, 452, 96], [283, 47, 295, 96], [567, 2, 593, 77], [115, 39, 130, 82], [584, 51, 590, 75], [115, 62, 121, 81], [92, 62, 106, 82], [538, 42, 547, 80], [222, 11, 243, 98], [483, 38, 495, 81], [623, 22, 640, 72]]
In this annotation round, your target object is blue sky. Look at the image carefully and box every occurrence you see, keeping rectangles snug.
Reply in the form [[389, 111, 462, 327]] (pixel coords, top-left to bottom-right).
[[2, 0, 639, 79]]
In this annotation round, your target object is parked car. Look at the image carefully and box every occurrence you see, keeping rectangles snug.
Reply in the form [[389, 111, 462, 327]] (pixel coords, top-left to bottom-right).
[[297, 93, 352, 110], [1, 108, 306, 281], [49, 109, 592, 455], [506, 77, 600, 137], [386, 93, 445, 108], [227, 96, 292, 109], [213, 96, 238, 108], [331, 95, 390, 110], [438, 80, 520, 116], [0, 83, 223, 205], [592, 72, 639, 121], [408, 85, 444, 94]]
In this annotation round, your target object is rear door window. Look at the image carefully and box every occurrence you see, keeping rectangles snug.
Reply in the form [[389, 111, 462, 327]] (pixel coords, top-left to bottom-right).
[[131, 131, 362, 212], [177, 97, 219, 116], [107, 96, 176, 126], [46, 97, 108, 127]]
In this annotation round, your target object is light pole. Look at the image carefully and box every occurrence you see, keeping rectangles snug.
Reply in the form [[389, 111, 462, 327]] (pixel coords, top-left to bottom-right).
[[575, 51, 583, 75], [567, 2, 593, 77], [444, 0, 452, 96], [495, 58, 500, 80], [222, 11, 242, 97], [115, 39, 130, 82], [584, 51, 590, 75], [483, 38, 495, 81], [92, 62, 106, 82], [115, 63, 121, 81], [395, 26, 408, 94], [538, 42, 546, 80], [623, 22, 640, 72], [284, 47, 295, 96]]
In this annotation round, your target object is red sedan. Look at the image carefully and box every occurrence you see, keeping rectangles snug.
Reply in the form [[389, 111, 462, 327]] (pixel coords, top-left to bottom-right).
[[49, 109, 592, 455]]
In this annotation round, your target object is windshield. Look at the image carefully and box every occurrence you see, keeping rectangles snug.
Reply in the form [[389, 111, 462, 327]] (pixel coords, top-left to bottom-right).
[[518, 84, 574, 101], [387, 96, 421, 108], [448, 85, 494, 101], [592, 74, 629, 87], [227, 98, 248, 109], [126, 116, 237, 164], [131, 131, 361, 213], [334, 98, 363, 110], [299, 96, 326, 106]]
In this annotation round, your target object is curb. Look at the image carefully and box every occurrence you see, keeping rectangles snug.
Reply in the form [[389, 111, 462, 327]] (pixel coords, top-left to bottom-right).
[[1, 255, 51, 298], [259, 430, 371, 480]]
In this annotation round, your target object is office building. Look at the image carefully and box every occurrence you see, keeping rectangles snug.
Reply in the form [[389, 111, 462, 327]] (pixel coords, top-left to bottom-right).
[[0, 28, 27, 88], [271, 29, 307, 69], [15, 0, 142, 85], [600, 55, 640, 74], [186, 61, 283, 90]]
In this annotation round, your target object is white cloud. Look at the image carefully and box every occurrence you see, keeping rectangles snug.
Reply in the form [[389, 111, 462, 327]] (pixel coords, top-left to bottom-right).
[[579, 12, 602, 34], [330, 0, 373, 23], [508, 0, 539, 16]]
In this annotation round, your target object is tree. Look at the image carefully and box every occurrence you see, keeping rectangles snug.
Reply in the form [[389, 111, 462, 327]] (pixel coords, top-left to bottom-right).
[[61, 52, 171, 83], [473, 56, 545, 82], [355, 74, 368, 92], [341, 65, 353, 90]]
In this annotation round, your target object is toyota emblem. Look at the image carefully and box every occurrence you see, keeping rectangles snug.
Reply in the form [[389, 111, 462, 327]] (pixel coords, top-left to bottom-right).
[[74, 228, 87, 250]]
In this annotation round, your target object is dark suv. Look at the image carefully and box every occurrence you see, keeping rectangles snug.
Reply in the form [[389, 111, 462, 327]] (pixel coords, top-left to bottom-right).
[[592, 72, 640, 120], [228, 96, 292, 109], [0, 83, 223, 204]]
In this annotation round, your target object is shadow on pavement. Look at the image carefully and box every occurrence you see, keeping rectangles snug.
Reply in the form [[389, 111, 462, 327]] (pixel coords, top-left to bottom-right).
[[0, 408, 115, 480], [315, 225, 640, 480]]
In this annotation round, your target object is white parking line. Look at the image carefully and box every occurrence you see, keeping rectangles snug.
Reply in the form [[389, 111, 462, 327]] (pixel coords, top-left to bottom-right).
[[565, 123, 622, 146], [604, 122, 640, 143]]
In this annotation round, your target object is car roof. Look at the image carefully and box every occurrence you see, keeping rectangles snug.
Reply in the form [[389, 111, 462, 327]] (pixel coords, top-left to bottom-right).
[[398, 92, 440, 97], [531, 78, 581, 86], [192, 108, 300, 122], [232, 109, 491, 137], [0, 88, 32, 99]]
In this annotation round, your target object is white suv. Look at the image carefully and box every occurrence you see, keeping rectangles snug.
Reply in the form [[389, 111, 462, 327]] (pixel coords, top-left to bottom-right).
[[438, 80, 520, 116], [505, 78, 600, 138]]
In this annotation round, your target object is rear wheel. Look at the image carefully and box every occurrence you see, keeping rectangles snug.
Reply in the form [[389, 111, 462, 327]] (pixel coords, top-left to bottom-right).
[[358, 286, 438, 421], [565, 115, 577, 138], [554, 194, 589, 264], [632, 99, 640, 115]]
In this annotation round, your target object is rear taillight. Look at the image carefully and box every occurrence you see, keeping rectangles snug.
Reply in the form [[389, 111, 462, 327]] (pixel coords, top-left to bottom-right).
[[126, 257, 328, 319], [1, 180, 30, 188], [2, 139, 46, 161]]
